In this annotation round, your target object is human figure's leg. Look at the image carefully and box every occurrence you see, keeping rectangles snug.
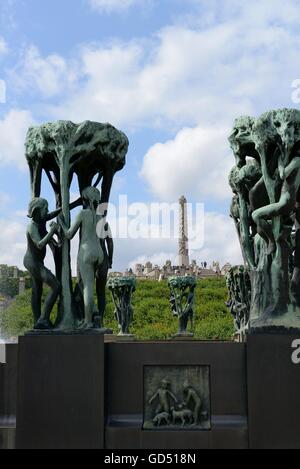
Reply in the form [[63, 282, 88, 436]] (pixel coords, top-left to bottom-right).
[[156, 404, 162, 415], [40, 266, 60, 323], [31, 276, 43, 324], [194, 404, 201, 424], [96, 260, 108, 326], [81, 263, 95, 327]]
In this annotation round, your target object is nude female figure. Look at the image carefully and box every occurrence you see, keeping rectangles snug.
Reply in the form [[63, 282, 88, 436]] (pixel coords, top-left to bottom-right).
[[24, 198, 61, 330], [59, 187, 104, 329]]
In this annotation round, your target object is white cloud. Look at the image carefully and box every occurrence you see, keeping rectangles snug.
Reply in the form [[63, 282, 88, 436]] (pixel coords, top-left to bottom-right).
[[129, 252, 178, 269], [126, 211, 242, 270], [141, 125, 232, 201], [0, 218, 26, 267], [196, 212, 242, 266], [48, 26, 253, 127], [0, 109, 35, 170], [10, 45, 74, 98], [10, 0, 300, 130], [0, 208, 241, 275], [88, 0, 147, 13]]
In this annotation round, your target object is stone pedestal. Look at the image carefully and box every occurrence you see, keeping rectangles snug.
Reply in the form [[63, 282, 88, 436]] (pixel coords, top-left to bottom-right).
[[106, 341, 248, 449], [0, 343, 18, 450], [247, 334, 300, 449], [16, 335, 105, 449]]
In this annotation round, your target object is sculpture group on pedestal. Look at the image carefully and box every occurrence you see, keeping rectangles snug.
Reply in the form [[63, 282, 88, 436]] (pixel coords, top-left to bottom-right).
[[168, 276, 196, 337], [24, 120, 128, 332], [107, 276, 136, 336], [229, 108, 300, 332], [226, 266, 251, 337]]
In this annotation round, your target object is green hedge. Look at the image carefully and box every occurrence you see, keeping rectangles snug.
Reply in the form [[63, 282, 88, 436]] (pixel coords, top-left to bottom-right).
[[0, 278, 234, 341]]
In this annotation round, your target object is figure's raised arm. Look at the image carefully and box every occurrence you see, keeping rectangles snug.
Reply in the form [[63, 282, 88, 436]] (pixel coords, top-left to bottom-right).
[[59, 212, 82, 240]]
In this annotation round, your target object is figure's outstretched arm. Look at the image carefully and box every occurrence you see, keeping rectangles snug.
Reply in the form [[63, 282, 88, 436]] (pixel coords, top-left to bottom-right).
[[70, 197, 82, 211], [168, 391, 178, 403], [47, 198, 82, 221], [46, 208, 62, 221], [149, 392, 158, 405], [29, 223, 57, 250], [59, 212, 82, 240]]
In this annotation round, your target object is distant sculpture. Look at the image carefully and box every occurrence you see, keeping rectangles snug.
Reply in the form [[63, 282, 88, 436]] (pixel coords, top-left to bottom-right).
[[24, 198, 61, 330], [226, 266, 251, 337], [24, 120, 128, 331], [229, 108, 300, 332], [107, 276, 136, 336], [178, 196, 190, 267], [168, 276, 196, 337]]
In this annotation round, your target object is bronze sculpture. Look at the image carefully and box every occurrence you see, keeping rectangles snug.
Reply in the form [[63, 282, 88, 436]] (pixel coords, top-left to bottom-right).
[[229, 108, 300, 332], [24, 120, 128, 332]]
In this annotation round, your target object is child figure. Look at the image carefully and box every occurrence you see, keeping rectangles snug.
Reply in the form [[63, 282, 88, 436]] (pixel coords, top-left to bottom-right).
[[24, 198, 61, 330], [149, 379, 178, 415], [59, 187, 104, 330], [183, 381, 202, 425]]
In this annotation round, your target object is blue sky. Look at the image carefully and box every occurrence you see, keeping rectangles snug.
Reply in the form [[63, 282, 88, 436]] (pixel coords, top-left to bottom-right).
[[0, 0, 300, 271]]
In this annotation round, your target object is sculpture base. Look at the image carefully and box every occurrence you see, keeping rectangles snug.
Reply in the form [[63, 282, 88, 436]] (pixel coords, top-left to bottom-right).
[[16, 335, 105, 449], [171, 335, 195, 342], [0, 344, 18, 449], [173, 332, 194, 339], [250, 308, 300, 334], [0, 420, 16, 450], [25, 328, 113, 336], [105, 334, 136, 342], [247, 334, 300, 449], [106, 341, 248, 449]]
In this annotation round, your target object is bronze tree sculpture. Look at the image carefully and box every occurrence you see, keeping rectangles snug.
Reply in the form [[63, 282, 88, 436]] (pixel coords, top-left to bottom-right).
[[229, 109, 300, 332], [25, 120, 128, 331]]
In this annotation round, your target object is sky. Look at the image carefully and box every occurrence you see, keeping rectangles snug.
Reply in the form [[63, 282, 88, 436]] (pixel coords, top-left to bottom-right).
[[0, 0, 300, 272]]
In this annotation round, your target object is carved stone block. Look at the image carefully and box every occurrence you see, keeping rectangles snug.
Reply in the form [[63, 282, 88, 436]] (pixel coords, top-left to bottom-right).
[[143, 365, 211, 431]]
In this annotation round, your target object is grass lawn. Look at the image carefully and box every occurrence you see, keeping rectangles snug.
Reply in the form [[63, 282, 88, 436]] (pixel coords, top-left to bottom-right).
[[0, 278, 234, 341]]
